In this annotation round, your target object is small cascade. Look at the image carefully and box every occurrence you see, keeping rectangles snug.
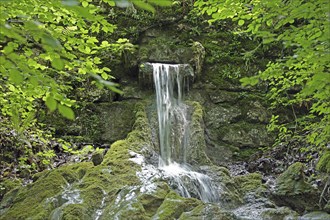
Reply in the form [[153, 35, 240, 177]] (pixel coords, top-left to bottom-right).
[[151, 63, 219, 203]]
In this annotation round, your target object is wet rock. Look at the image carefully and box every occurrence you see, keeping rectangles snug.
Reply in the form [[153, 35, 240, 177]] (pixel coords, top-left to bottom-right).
[[272, 162, 319, 213], [137, 182, 170, 217], [139, 62, 194, 89], [101, 186, 148, 220], [152, 191, 201, 219], [300, 211, 330, 220], [92, 151, 104, 166], [260, 206, 299, 220], [187, 101, 212, 165], [201, 166, 243, 209], [179, 204, 236, 220]]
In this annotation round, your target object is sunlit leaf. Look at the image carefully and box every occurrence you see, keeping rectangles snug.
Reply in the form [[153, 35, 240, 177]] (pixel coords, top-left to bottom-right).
[[58, 104, 75, 120], [45, 96, 57, 112], [9, 69, 24, 84], [238, 20, 244, 26], [82, 1, 88, 7], [51, 58, 64, 70], [133, 1, 155, 13], [148, 0, 172, 7]]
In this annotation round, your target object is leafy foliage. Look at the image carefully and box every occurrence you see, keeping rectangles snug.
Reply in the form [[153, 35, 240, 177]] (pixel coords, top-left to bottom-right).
[[0, 0, 121, 120], [0, 0, 130, 175], [194, 0, 330, 149]]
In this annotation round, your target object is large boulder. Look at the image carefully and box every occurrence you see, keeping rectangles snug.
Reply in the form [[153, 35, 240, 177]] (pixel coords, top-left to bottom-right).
[[272, 162, 319, 213]]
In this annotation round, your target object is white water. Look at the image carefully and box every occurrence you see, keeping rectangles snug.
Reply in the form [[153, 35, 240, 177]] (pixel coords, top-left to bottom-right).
[[151, 63, 219, 203]]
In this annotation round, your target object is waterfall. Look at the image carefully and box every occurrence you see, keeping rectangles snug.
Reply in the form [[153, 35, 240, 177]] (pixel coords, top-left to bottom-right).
[[152, 63, 189, 166], [151, 63, 219, 203]]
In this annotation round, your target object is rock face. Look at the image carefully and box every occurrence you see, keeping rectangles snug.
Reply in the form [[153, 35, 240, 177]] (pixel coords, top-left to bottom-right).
[[138, 28, 194, 65], [139, 62, 194, 88]]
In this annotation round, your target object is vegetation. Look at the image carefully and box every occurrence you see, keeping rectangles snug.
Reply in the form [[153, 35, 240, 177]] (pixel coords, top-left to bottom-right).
[[0, 0, 170, 176], [1, 0, 329, 212], [194, 0, 330, 152]]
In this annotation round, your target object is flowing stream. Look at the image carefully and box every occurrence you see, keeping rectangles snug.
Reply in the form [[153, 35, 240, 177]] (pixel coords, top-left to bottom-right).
[[152, 63, 219, 203]]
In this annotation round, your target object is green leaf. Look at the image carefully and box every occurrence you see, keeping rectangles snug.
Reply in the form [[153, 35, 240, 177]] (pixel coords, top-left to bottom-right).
[[45, 96, 57, 112], [9, 69, 24, 84], [101, 72, 109, 80], [58, 104, 75, 120], [41, 33, 62, 49], [133, 1, 155, 13], [238, 20, 245, 26], [240, 76, 259, 86], [51, 58, 64, 70], [102, 0, 115, 6], [148, 0, 172, 7], [82, 1, 88, 7]]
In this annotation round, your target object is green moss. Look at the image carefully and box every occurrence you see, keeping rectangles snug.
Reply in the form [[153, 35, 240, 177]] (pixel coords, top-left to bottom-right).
[[275, 162, 315, 196], [153, 191, 201, 220], [138, 182, 170, 217], [316, 150, 330, 173], [1, 168, 68, 219], [101, 186, 149, 220], [234, 173, 265, 195], [234, 148, 257, 161], [186, 101, 212, 165], [179, 204, 234, 220], [62, 204, 90, 220], [261, 207, 299, 220], [0, 178, 21, 199]]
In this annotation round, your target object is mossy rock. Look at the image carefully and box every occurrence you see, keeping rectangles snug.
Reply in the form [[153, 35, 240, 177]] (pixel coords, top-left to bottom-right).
[[0, 102, 154, 220], [272, 162, 319, 213], [205, 166, 242, 209], [0, 163, 92, 220], [0, 178, 21, 200], [316, 150, 330, 174], [187, 101, 212, 165], [234, 173, 266, 196], [300, 211, 330, 220], [137, 182, 170, 218], [61, 204, 90, 220], [152, 191, 202, 220], [179, 204, 236, 220], [101, 186, 149, 220], [275, 162, 315, 196], [260, 207, 299, 220]]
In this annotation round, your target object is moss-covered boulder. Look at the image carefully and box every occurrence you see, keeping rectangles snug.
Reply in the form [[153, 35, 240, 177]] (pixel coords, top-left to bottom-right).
[[0, 102, 153, 220], [260, 207, 299, 220], [152, 191, 202, 220], [272, 162, 319, 213], [300, 211, 330, 220], [316, 150, 330, 174], [179, 204, 236, 220], [0, 162, 92, 220], [234, 173, 266, 196]]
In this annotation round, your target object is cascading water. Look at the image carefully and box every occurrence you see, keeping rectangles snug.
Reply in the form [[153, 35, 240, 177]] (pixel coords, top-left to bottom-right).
[[151, 63, 219, 203]]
